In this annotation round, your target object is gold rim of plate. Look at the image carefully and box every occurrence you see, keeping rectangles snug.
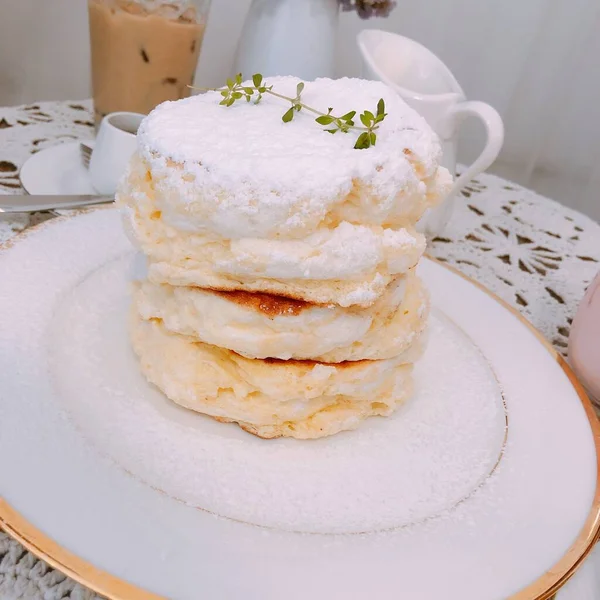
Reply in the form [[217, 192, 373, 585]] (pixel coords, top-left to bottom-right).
[[0, 214, 599, 600]]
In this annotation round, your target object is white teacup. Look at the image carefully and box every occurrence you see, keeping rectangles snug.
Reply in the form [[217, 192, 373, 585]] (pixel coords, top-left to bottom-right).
[[358, 30, 505, 235], [89, 112, 144, 196]]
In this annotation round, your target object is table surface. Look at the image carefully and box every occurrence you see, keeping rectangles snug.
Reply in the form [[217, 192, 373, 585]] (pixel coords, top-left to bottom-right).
[[0, 99, 599, 600]]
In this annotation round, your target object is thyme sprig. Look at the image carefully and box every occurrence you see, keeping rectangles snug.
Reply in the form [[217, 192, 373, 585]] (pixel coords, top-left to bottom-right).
[[192, 73, 388, 149]]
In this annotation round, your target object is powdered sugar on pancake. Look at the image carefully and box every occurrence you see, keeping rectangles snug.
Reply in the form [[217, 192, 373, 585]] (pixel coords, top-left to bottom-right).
[[136, 76, 451, 239], [118, 167, 427, 306], [221, 222, 423, 280]]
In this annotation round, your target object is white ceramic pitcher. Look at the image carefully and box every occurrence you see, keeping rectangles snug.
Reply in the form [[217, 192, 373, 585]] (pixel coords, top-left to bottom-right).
[[358, 29, 504, 235]]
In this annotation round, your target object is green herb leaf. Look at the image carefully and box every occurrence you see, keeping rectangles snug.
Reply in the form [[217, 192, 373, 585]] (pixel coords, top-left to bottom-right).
[[325, 128, 338, 134], [220, 90, 229, 97], [369, 132, 377, 146], [315, 115, 335, 125], [226, 97, 235, 107], [232, 92, 243, 100], [341, 111, 356, 121], [252, 74, 263, 88], [354, 132, 371, 149], [235, 73, 243, 85], [219, 98, 229, 106], [243, 87, 254, 94], [296, 82, 305, 96], [377, 99, 385, 117], [282, 107, 295, 123], [360, 113, 372, 127], [365, 110, 375, 121], [226, 78, 234, 90]]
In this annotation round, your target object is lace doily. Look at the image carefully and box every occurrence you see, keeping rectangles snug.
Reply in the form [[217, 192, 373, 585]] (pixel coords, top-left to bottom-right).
[[429, 177, 600, 355], [0, 100, 599, 599]]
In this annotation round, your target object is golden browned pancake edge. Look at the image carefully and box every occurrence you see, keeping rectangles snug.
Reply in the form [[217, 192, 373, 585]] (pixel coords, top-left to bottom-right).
[[203, 287, 312, 317]]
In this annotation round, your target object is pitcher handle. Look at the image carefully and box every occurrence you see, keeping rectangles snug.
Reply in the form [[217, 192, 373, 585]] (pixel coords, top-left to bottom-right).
[[445, 101, 504, 198]]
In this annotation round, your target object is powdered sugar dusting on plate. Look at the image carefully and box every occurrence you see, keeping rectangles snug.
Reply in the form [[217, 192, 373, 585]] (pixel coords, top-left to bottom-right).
[[49, 254, 507, 535]]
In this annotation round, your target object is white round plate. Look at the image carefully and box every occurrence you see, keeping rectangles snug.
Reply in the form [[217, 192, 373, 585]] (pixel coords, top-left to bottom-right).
[[0, 209, 598, 600], [557, 544, 600, 600], [19, 140, 95, 195]]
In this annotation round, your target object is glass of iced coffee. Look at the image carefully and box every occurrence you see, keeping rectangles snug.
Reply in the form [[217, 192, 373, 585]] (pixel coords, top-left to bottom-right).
[[88, 0, 210, 127]]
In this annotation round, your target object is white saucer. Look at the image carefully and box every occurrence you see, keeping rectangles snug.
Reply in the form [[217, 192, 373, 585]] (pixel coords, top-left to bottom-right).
[[19, 140, 96, 195], [0, 209, 598, 600]]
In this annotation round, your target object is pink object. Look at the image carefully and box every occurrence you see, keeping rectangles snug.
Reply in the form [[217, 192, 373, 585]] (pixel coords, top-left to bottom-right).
[[569, 272, 600, 402]]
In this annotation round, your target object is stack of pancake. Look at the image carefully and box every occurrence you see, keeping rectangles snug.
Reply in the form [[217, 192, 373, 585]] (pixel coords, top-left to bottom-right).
[[118, 76, 452, 439]]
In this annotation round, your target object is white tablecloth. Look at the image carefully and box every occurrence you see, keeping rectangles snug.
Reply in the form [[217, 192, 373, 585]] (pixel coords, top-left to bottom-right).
[[0, 100, 599, 600]]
